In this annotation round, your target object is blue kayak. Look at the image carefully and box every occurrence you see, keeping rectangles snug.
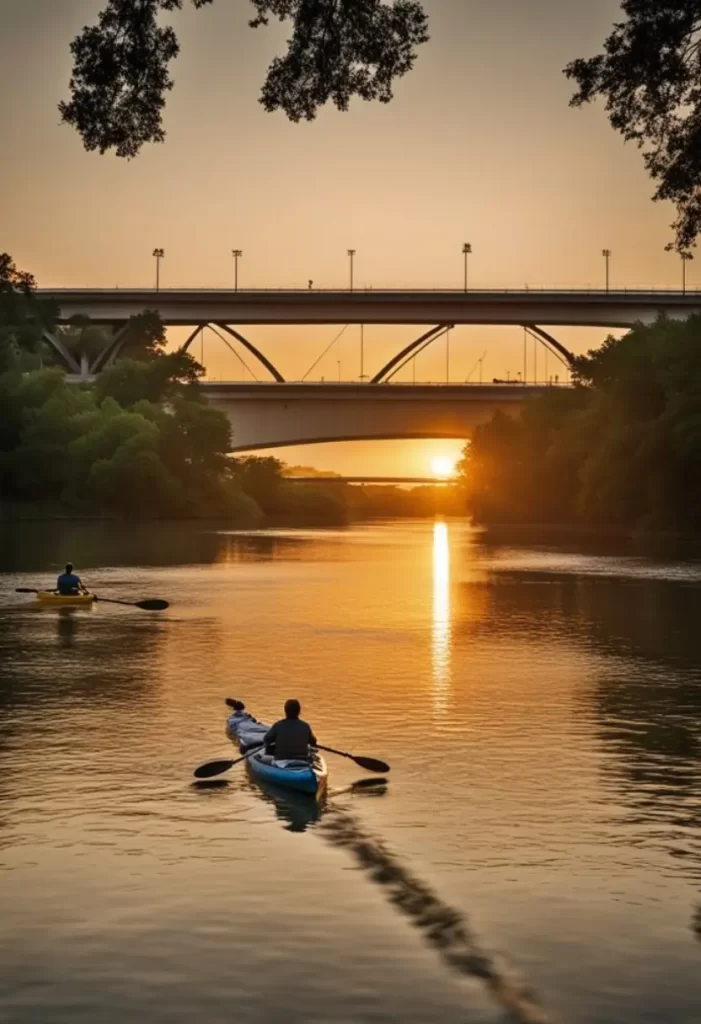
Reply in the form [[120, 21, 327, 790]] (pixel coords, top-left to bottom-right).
[[227, 710, 328, 798]]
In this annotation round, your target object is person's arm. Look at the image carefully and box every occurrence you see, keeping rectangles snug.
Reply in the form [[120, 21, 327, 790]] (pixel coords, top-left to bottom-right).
[[264, 723, 277, 744], [309, 728, 318, 747]]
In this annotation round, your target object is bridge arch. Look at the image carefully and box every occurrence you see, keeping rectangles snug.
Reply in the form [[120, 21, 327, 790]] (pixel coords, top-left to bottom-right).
[[523, 325, 575, 368], [179, 323, 285, 382], [371, 325, 452, 383]]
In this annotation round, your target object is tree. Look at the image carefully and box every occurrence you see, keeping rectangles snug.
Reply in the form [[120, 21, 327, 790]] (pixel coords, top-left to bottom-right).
[[116, 310, 168, 358], [565, 2, 701, 253], [57, 316, 113, 366], [231, 455, 285, 512], [96, 350, 204, 406], [461, 315, 701, 534], [60, 0, 429, 157], [0, 254, 56, 372]]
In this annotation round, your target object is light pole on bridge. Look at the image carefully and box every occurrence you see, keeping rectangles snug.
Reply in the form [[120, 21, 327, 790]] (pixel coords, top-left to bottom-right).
[[232, 249, 242, 292], [152, 248, 165, 292], [681, 252, 691, 295], [347, 249, 356, 292], [602, 249, 612, 293], [462, 242, 472, 292], [360, 323, 366, 382]]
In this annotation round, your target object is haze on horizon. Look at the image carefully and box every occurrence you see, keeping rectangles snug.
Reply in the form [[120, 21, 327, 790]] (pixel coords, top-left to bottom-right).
[[0, 0, 685, 474]]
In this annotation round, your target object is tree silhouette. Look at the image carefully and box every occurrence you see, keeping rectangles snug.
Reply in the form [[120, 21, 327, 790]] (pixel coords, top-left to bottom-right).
[[60, 0, 429, 157], [566, 1, 701, 253]]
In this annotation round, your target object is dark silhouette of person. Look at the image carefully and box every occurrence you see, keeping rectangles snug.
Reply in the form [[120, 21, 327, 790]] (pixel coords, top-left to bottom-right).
[[56, 562, 85, 595], [264, 699, 317, 761]]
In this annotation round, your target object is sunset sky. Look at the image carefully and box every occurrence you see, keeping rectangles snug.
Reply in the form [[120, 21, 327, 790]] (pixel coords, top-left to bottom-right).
[[1, 1, 687, 474]]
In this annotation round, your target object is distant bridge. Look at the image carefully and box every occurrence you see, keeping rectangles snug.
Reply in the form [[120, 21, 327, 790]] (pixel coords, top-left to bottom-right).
[[202, 381, 558, 452], [284, 476, 451, 485], [38, 287, 701, 380]]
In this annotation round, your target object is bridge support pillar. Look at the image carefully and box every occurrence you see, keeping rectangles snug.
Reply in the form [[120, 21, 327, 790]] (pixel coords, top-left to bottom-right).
[[42, 330, 81, 375]]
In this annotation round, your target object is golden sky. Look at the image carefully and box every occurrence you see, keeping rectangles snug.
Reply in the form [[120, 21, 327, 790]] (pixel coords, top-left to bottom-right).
[[0, 1, 687, 474]]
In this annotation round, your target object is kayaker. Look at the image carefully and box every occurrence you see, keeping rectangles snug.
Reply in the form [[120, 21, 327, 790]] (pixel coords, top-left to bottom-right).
[[56, 563, 85, 596], [264, 699, 317, 761]]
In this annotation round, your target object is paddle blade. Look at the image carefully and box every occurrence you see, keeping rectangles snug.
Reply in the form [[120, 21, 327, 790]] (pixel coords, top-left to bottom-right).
[[15, 588, 37, 593], [193, 758, 234, 779], [351, 777, 388, 790], [135, 599, 169, 611], [353, 756, 391, 774]]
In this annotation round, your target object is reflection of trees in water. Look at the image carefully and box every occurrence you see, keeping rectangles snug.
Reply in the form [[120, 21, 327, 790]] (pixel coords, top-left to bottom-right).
[[0, 605, 165, 753], [0, 522, 309, 573], [456, 565, 701, 939], [458, 568, 701, 671]]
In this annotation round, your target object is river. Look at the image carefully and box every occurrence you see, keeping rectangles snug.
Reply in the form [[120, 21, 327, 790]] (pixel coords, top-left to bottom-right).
[[1, 519, 700, 1024]]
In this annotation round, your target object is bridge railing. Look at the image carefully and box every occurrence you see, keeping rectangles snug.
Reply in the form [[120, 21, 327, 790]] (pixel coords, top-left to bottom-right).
[[39, 286, 701, 297]]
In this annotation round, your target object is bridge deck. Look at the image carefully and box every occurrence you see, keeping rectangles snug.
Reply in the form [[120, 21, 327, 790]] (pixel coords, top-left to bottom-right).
[[38, 288, 701, 329]]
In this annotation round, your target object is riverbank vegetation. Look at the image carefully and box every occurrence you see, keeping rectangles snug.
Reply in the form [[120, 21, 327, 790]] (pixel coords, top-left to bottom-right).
[[461, 316, 701, 536]]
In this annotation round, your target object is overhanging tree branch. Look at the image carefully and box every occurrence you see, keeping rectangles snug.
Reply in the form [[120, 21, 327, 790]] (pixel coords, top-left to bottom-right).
[[60, 0, 429, 157], [565, 1, 701, 254]]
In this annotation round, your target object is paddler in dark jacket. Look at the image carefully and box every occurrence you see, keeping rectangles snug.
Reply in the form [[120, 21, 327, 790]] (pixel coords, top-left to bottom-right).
[[56, 562, 86, 595], [264, 699, 317, 760]]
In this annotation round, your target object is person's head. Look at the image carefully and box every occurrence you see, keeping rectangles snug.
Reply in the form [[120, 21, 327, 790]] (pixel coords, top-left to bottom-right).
[[284, 699, 301, 719], [65, 562, 74, 574]]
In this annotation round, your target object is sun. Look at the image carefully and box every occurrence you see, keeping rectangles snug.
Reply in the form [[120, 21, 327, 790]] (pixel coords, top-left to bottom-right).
[[431, 456, 457, 479]]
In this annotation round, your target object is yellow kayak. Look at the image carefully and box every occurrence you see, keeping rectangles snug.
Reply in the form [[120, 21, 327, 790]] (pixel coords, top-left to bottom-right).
[[36, 591, 95, 608]]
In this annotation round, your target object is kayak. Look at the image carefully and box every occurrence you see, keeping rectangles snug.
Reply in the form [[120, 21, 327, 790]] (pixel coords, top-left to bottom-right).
[[36, 591, 95, 608], [227, 709, 328, 798]]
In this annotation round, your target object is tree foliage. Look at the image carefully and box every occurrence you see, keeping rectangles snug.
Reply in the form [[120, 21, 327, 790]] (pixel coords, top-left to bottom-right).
[[0, 254, 56, 372], [60, 0, 429, 156], [566, 1, 701, 253], [461, 315, 701, 534]]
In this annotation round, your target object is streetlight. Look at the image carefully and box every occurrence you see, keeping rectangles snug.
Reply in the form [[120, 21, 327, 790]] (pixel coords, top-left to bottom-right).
[[152, 248, 164, 291], [347, 249, 356, 292], [337, 360, 342, 382], [602, 249, 611, 292], [446, 327, 451, 382], [231, 249, 242, 292], [359, 323, 365, 381], [462, 242, 472, 292], [681, 252, 692, 295]]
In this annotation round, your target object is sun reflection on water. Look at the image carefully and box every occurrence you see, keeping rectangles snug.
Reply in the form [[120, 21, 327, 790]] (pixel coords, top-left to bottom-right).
[[432, 520, 451, 714]]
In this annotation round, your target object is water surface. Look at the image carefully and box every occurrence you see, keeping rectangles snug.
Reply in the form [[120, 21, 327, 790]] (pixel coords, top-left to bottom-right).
[[1, 520, 700, 1023]]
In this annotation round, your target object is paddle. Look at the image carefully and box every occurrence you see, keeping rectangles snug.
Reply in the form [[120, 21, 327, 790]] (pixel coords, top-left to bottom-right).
[[15, 588, 168, 611], [193, 746, 263, 779], [223, 698, 390, 774], [94, 595, 169, 611], [315, 745, 390, 774]]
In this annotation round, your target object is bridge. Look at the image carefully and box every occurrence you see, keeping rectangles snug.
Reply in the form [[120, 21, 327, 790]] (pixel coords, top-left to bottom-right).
[[38, 287, 701, 380], [284, 476, 453, 485], [201, 381, 555, 451]]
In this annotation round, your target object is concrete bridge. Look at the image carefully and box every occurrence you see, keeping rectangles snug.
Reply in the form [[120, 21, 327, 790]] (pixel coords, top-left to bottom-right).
[[285, 476, 449, 485], [201, 381, 557, 451], [38, 287, 701, 380]]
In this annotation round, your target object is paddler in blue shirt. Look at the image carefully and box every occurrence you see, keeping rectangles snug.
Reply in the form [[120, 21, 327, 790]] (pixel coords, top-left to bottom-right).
[[56, 562, 86, 596], [264, 699, 317, 761]]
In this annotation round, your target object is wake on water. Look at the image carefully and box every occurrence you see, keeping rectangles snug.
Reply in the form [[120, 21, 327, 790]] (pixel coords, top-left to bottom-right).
[[320, 804, 558, 1024]]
